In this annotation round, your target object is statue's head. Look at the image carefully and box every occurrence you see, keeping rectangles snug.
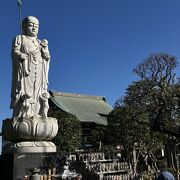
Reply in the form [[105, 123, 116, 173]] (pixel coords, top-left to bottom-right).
[[22, 16, 39, 37]]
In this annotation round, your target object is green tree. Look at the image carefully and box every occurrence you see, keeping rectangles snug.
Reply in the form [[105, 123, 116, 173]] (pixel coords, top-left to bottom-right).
[[49, 110, 82, 154], [124, 53, 180, 137], [107, 107, 163, 174], [113, 53, 180, 175]]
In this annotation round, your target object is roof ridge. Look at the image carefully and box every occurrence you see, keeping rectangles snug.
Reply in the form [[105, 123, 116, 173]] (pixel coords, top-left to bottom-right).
[[49, 90, 106, 101]]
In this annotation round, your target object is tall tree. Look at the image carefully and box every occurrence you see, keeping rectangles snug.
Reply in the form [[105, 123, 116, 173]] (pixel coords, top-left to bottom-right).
[[111, 53, 180, 175], [124, 53, 180, 137]]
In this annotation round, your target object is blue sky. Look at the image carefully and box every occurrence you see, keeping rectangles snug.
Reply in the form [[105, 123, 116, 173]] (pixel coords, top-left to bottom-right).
[[1, 0, 180, 127]]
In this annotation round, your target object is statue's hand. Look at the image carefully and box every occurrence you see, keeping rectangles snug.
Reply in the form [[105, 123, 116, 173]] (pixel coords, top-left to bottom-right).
[[41, 39, 48, 47], [41, 39, 50, 60], [20, 53, 28, 61]]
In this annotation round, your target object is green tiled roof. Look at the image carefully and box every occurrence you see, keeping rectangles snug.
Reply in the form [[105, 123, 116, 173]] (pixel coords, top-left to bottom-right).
[[49, 90, 113, 125]]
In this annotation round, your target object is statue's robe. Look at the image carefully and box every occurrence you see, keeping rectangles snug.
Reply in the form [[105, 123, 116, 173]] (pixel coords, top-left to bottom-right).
[[11, 35, 50, 117]]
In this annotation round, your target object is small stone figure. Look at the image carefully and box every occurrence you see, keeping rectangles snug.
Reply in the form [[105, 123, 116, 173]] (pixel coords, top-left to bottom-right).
[[10, 16, 50, 118], [62, 161, 82, 179]]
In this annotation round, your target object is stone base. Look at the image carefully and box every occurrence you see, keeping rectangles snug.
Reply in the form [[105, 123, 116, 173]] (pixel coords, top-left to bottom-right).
[[2, 141, 57, 153], [2, 116, 58, 141], [0, 152, 66, 180]]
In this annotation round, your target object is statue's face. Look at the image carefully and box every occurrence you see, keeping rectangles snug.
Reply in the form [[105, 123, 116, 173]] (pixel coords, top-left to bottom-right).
[[25, 17, 39, 37]]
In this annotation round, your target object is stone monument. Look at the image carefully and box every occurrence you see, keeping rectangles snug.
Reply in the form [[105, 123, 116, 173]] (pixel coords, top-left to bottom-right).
[[2, 16, 58, 153]]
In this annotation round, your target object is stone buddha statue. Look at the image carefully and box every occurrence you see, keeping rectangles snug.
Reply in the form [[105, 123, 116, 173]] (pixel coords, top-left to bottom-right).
[[11, 16, 50, 118], [2, 16, 58, 153]]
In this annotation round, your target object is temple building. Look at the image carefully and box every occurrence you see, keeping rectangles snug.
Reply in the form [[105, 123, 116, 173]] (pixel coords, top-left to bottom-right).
[[49, 90, 113, 148]]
